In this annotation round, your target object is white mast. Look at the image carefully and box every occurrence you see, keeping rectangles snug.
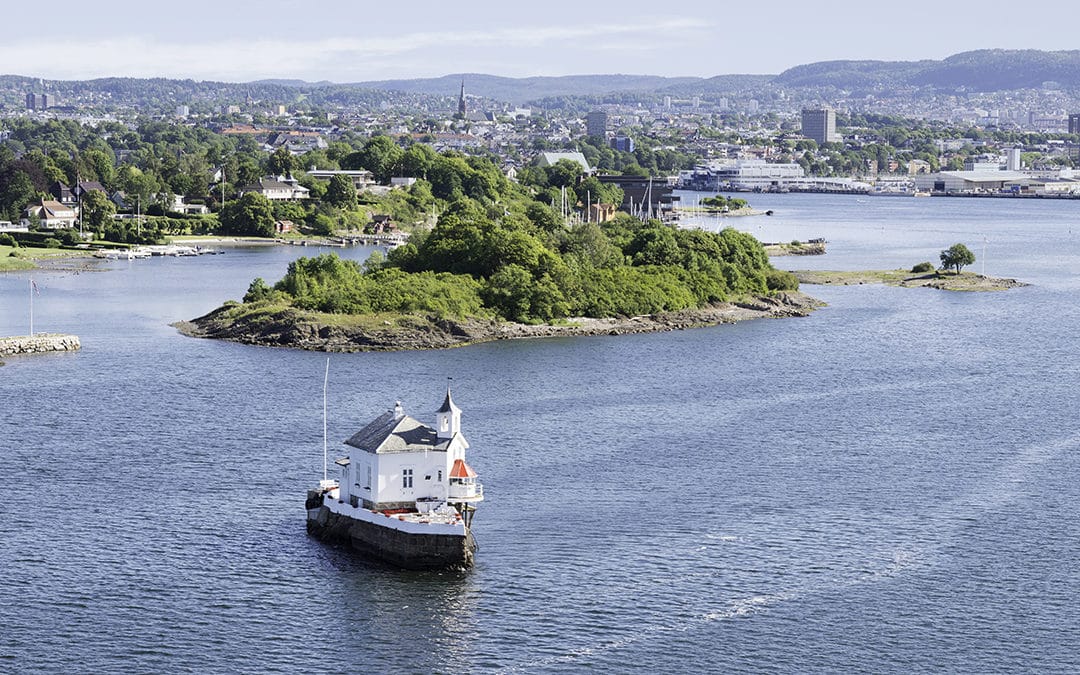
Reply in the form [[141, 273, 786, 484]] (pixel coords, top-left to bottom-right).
[[323, 357, 329, 484], [28, 278, 33, 335]]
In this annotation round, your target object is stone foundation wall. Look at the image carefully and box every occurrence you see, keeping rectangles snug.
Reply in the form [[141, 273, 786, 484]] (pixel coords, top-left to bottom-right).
[[307, 493, 475, 570], [0, 334, 81, 357]]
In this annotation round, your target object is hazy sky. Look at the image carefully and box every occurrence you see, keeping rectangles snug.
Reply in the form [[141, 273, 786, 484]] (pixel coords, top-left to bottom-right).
[[5, 0, 1080, 82]]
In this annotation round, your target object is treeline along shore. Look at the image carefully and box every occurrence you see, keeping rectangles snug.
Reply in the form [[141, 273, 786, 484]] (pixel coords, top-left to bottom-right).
[[175, 182, 818, 351]]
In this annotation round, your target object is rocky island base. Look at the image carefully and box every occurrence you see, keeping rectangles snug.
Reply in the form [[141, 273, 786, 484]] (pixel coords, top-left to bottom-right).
[[793, 269, 1027, 291], [174, 292, 821, 352], [0, 333, 81, 358], [763, 240, 827, 256]]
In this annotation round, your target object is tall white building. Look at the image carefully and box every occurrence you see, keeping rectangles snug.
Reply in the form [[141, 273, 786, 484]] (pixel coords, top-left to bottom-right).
[[1007, 148, 1022, 171]]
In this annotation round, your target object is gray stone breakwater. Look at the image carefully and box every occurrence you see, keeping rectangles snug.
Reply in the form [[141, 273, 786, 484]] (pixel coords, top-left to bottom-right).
[[0, 334, 81, 357]]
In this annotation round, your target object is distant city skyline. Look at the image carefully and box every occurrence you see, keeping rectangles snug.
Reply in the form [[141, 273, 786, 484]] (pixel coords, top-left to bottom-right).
[[3, 1, 1080, 83]]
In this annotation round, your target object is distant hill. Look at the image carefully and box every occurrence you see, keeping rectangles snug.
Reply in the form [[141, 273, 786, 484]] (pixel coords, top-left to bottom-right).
[[349, 73, 707, 104], [774, 49, 1080, 92], [3, 49, 1079, 114]]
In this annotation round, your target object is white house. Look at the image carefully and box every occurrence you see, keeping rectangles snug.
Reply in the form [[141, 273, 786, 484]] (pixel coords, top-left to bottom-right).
[[306, 169, 376, 191], [22, 199, 77, 229], [238, 176, 310, 201], [337, 388, 483, 512]]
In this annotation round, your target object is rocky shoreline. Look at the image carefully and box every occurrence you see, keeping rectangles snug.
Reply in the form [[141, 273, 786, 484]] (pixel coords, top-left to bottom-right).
[[173, 292, 822, 352], [793, 269, 1027, 291]]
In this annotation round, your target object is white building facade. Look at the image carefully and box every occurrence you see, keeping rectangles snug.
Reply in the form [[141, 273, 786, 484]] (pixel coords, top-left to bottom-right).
[[337, 390, 481, 511]]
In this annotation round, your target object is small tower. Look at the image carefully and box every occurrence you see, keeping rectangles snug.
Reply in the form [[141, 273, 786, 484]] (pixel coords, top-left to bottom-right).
[[456, 78, 467, 119], [436, 383, 462, 439]]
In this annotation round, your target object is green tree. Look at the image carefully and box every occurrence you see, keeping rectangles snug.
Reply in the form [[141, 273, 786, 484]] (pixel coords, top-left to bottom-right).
[[325, 175, 358, 209], [402, 143, 437, 178], [544, 159, 584, 188], [345, 136, 404, 183], [268, 147, 296, 177], [939, 243, 976, 275], [80, 189, 116, 232], [220, 192, 275, 237]]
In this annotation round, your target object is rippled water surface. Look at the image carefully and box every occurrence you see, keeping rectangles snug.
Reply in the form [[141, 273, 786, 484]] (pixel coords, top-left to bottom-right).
[[2, 194, 1080, 672]]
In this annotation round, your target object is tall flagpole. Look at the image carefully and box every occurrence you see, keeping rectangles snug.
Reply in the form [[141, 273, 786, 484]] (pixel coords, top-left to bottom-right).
[[29, 278, 33, 336], [323, 357, 329, 484]]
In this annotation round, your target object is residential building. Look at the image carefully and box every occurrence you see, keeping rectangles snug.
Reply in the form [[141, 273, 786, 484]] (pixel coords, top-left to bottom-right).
[[610, 135, 635, 153], [801, 108, 841, 144], [238, 176, 310, 201], [1070, 113, 1080, 135], [51, 181, 76, 205], [306, 169, 376, 191], [22, 199, 77, 229]]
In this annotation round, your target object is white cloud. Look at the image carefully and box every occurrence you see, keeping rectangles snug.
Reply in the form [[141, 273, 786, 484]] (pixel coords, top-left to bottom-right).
[[0, 18, 713, 81]]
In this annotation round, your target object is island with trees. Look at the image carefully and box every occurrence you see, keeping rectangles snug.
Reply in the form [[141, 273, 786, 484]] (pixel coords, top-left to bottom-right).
[[791, 243, 1026, 292], [176, 149, 818, 351]]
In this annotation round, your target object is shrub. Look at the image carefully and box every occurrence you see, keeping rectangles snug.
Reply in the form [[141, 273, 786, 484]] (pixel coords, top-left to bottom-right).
[[0, 233, 17, 247], [43, 238, 62, 249], [765, 269, 799, 291], [911, 261, 934, 273]]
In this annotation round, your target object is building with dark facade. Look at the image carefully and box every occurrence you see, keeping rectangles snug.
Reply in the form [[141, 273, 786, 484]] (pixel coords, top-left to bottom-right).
[[586, 111, 607, 138], [1069, 113, 1080, 135], [801, 108, 840, 144], [596, 174, 679, 218]]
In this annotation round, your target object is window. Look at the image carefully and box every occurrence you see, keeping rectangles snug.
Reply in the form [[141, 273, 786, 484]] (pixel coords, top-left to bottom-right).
[[402, 468, 413, 489], [437, 470, 443, 482], [365, 467, 371, 490]]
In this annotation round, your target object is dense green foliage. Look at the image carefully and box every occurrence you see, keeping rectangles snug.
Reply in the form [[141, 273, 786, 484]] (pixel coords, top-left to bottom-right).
[[261, 187, 789, 323], [940, 243, 976, 275], [701, 195, 749, 211], [272, 254, 486, 317]]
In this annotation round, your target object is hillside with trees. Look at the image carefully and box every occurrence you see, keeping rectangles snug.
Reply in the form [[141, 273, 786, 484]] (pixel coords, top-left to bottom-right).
[[775, 49, 1080, 92]]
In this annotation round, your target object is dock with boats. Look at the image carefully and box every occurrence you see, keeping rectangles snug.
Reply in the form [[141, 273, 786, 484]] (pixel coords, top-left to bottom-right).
[[93, 244, 223, 259]]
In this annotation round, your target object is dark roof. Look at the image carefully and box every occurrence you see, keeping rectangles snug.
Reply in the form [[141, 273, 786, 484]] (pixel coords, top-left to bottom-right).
[[437, 388, 460, 414], [345, 409, 449, 454]]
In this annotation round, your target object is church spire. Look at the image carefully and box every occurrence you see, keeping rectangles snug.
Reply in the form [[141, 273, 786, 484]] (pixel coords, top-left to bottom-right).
[[457, 77, 467, 119], [436, 380, 462, 439]]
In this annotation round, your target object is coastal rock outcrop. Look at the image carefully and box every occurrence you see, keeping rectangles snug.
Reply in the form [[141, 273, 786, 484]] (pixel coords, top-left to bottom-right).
[[0, 334, 81, 357], [174, 292, 823, 353]]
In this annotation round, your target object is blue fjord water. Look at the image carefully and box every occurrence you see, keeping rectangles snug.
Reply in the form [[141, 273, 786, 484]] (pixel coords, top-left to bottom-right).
[[1, 193, 1079, 672]]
